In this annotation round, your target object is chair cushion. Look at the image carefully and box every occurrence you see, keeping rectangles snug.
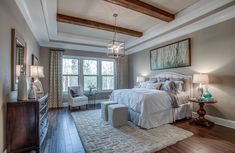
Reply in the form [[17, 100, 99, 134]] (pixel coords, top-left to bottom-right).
[[73, 95, 88, 102]]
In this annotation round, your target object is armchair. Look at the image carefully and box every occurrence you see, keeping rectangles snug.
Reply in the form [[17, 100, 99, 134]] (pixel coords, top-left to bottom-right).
[[68, 86, 88, 110]]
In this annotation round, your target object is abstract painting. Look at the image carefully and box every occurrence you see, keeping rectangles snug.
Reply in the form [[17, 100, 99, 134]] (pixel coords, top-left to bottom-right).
[[150, 39, 191, 70]]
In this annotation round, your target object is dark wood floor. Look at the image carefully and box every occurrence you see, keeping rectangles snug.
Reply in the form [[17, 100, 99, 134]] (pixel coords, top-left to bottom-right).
[[42, 105, 235, 153]]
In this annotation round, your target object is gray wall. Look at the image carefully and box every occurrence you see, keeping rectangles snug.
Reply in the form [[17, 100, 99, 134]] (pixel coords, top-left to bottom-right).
[[0, 0, 40, 151], [128, 18, 235, 121], [40, 48, 128, 100]]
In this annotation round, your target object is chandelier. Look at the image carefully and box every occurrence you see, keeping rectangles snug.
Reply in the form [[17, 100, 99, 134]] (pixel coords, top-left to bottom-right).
[[107, 13, 125, 58]]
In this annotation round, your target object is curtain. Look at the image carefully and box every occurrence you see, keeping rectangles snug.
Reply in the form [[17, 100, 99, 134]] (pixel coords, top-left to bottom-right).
[[49, 50, 63, 108], [115, 56, 128, 89]]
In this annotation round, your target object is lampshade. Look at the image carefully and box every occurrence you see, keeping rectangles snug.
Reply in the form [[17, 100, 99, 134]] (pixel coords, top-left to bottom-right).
[[37, 66, 45, 78], [30, 66, 44, 78], [193, 74, 209, 84], [16, 65, 22, 77], [136, 76, 145, 83]]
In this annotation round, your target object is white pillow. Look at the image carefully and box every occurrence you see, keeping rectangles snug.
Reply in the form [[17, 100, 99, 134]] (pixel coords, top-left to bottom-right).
[[146, 82, 154, 89], [140, 81, 148, 88]]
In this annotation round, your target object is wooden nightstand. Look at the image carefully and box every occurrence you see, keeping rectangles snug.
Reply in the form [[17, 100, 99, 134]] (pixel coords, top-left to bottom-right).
[[189, 98, 217, 127]]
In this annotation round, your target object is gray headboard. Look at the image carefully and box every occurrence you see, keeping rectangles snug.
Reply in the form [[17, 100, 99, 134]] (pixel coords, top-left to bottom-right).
[[150, 72, 193, 97]]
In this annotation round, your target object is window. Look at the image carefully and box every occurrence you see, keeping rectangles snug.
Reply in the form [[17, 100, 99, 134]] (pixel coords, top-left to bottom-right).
[[62, 56, 115, 92], [101, 61, 114, 90], [62, 58, 79, 92], [83, 60, 98, 91]]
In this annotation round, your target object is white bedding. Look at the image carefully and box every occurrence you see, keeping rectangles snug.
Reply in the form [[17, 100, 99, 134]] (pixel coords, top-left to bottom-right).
[[110, 88, 189, 129]]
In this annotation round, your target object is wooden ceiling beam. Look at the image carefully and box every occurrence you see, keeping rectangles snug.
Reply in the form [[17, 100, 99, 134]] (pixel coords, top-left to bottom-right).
[[57, 13, 143, 37], [104, 0, 175, 22]]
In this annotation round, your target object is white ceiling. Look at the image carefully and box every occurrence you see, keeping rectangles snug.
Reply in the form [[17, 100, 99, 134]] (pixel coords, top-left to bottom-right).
[[57, 0, 199, 41], [15, 0, 235, 53]]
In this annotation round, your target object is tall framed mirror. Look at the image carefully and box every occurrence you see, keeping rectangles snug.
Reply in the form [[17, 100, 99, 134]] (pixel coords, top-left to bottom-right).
[[11, 28, 27, 91]]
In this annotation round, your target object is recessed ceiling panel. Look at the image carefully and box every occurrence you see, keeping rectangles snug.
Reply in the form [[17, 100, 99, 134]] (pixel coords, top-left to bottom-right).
[[58, 22, 134, 43]]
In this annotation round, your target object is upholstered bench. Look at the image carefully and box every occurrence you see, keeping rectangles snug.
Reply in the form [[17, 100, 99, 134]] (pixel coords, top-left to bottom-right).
[[108, 104, 128, 128], [101, 101, 118, 121]]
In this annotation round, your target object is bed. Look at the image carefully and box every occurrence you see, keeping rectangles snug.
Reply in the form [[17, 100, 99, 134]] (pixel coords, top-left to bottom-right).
[[110, 72, 193, 129]]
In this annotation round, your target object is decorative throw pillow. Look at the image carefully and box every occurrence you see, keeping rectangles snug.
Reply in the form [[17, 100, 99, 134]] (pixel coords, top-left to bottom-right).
[[146, 82, 154, 89], [153, 82, 162, 90], [149, 78, 158, 83], [162, 81, 177, 93], [70, 87, 83, 97], [70, 89, 79, 97], [140, 81, 148, 88], [174, 81, 184, 92], [158, 77, 168, 82]]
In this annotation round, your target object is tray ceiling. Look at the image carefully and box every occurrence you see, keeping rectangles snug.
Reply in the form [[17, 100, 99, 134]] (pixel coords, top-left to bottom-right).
[[15, 0, 235, 53]]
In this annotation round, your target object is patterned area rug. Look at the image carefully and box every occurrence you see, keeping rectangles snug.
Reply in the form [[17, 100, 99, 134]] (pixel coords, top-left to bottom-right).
[[71, 110, 193, 153]]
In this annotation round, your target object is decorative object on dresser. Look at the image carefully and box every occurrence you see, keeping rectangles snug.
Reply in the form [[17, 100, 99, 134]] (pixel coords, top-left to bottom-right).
[[136, 76, 145, 87], [189, 98, 217, 127], [150, 38, 191, 70], [7, 93, 48, 153], [29, 65, 45, 99], [17, 65, 28, 100], [193, 74, 211, 99]]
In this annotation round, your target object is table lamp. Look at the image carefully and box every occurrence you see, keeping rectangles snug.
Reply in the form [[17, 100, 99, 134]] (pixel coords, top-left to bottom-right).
[[29, 66, 45, 99], [193, 74, 212, 100], [136, 76, 145, 87]]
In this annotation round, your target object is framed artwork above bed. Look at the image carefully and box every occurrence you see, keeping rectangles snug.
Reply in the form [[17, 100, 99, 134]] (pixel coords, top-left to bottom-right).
[[150, 38, 191, 70]]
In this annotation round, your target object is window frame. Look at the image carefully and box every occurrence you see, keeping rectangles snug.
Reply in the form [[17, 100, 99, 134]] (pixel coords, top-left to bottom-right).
[[63, 55, 116, 93], [62, 57, 80, 92], [101, 60, 115, 91]]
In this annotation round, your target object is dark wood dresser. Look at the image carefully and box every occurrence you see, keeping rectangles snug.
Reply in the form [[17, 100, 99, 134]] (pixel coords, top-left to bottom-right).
[[7, 93, 49, 153]]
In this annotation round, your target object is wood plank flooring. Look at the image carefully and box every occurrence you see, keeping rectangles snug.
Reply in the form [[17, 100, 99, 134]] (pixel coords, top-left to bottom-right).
[[42, 105, 235, 153]]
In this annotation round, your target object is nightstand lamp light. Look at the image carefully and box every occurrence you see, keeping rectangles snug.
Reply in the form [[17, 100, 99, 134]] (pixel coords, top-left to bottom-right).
[[193, 74, 212, 100], [137, 76, 145, 87], [29, 66, 45, 99]]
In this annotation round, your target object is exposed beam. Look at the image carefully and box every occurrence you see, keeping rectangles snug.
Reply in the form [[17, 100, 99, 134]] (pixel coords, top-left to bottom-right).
[[104, 0, 175, 22], [57, 13, 143, 37]]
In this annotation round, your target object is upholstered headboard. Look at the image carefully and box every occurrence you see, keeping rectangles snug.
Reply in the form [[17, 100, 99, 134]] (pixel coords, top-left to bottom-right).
[[150, 72, 193, 97]]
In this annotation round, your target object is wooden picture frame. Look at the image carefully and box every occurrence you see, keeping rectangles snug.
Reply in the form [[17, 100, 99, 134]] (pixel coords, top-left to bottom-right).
[[150, 38, 191, 70], [11, 28, 27, 91], [32, 54, 39, 65]]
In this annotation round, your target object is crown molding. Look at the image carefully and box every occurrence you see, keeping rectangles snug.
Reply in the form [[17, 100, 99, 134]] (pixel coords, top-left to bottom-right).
[[40, 41, 107, 53]]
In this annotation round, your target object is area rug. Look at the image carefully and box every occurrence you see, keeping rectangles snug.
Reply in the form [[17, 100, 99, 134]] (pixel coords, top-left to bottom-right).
[[71, 110, 193, 153]]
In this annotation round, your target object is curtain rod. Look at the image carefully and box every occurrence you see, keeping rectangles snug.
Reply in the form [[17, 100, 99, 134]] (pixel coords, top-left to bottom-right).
[[50, 48, 65, 52]]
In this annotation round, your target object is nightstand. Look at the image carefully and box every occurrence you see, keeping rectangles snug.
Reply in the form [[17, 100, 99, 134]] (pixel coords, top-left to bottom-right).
[[189, 98, 217, 127]]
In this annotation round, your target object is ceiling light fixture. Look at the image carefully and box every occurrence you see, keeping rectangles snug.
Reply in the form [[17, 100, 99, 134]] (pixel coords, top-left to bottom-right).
[[107, 13, 125, 58]]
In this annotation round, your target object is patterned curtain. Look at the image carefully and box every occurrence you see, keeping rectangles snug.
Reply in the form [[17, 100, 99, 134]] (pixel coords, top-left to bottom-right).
[[49, 50, 63, 108], [115, 56, 128, 89]]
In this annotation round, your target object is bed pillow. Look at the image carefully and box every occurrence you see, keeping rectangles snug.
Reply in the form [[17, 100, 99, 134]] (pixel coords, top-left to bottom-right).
[[162, 81, 177, 94], [158, 77, 168, 82], [149, 78, 158, 83], [174, 81, 185, 92], [146, 82, 154, 89], [153, 82, 162, 90], [140, 81, 148, 88]]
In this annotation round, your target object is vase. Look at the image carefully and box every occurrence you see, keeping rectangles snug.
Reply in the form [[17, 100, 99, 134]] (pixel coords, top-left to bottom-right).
[[17, 75, 28, 100]]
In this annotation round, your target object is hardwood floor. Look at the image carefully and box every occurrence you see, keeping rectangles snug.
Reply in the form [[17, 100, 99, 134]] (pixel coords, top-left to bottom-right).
[[42, 105, 235, 153]]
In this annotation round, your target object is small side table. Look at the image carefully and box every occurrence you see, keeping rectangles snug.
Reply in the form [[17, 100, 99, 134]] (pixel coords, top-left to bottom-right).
[[189, 98, 217, 127]]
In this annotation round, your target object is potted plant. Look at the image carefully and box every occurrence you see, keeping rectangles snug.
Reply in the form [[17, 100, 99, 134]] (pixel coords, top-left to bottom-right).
[[88, 84, 96, 95]]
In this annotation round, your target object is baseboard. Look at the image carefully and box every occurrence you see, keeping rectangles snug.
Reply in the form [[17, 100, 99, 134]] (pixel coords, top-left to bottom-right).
[[192, 112, 235, 129]]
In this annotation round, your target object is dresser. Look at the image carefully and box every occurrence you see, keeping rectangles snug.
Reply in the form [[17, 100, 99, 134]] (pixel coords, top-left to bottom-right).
[[7, 93, 49, 153]]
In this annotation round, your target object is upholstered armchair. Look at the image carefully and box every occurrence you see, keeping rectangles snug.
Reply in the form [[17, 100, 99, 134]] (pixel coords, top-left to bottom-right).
[[68, 86, 88, 110]]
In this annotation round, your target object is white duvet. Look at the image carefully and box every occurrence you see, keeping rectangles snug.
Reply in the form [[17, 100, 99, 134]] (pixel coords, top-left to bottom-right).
[[110, 88, 189, 128]]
